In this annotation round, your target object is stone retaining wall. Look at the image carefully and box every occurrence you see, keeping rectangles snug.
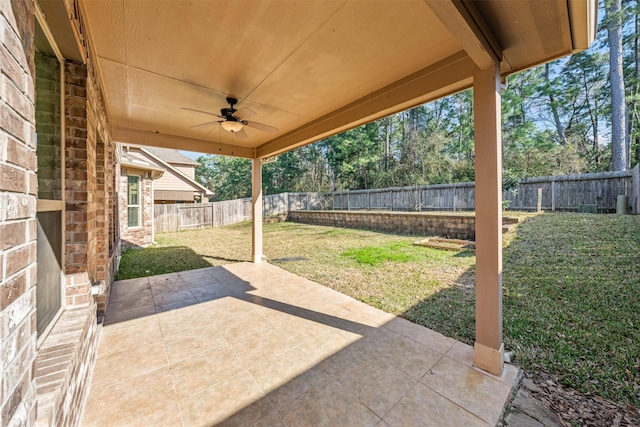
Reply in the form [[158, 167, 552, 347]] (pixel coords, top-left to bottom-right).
[[287, 210, 480, 240]]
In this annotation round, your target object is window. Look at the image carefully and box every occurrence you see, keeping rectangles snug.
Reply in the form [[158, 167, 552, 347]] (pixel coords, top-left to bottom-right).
[[35, 15, 65, 340], [127, 175, 141, 227]]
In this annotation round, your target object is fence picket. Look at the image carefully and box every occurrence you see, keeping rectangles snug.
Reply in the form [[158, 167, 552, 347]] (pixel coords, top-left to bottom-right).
[[154, 170, 638, 233]]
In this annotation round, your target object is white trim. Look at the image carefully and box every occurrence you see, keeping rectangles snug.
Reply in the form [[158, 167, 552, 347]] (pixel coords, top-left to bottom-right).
[[126, 144, 212, 195], [127, 174, 142, 228], [37, 306, 64, 349], [37, 200, 64, 212], [34, 3, 64, 62]]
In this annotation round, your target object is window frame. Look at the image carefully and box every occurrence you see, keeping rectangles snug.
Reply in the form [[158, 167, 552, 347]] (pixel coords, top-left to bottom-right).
[[127, 174, 142, 228], [35, 4, 66, 347]]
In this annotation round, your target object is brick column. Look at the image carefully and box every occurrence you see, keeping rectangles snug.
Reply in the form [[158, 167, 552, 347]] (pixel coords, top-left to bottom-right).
[[64, 61, 94, 306]]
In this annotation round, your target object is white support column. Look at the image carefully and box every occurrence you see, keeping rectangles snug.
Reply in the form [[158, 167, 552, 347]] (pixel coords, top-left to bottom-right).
[[473, 64, 504, 376], [251, 159, 263, 263]]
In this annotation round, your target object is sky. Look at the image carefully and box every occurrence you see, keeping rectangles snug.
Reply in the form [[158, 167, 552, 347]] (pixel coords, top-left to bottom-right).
[[180, 150, 203, 161]]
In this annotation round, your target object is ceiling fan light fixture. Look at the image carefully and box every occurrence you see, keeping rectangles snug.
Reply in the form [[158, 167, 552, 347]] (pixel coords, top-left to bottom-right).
[[221, 120, 243, 133]]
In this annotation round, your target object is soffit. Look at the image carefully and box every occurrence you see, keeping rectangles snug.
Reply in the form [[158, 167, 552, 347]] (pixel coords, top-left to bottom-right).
[[79, 0, 594, 158]]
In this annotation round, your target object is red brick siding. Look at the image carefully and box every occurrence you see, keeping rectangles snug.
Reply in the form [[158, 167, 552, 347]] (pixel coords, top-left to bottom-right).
[[0, 0, 38, 425]]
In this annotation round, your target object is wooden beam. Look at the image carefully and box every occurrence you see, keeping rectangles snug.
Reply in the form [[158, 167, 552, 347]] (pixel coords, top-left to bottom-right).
[[473, 64, 504, 376], [251, 159, 263, 263], [425, 0, 502, 70], [568, 0, 598, 51], [111, 127, 254, 158], [256, 52, 475, 159]]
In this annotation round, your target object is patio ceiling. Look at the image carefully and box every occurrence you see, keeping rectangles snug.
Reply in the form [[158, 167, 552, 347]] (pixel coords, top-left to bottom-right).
[[76, 0, 597, 158]]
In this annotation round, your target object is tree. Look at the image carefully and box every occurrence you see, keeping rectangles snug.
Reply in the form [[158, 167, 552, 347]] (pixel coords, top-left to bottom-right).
[[543, 63, 568, 145], [196, 155, 251, 200], [607, 0, 628, 170]]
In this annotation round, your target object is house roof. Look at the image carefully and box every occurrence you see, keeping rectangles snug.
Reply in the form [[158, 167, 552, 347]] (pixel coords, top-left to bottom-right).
[[123, 145, 213, 196], [120, 150, 165, 178], [76, 0, 597, 159], [143, 147, 200, 166]]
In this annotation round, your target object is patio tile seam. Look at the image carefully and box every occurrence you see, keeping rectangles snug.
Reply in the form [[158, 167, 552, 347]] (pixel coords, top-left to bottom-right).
[[165, 356, 186, 427], [88, 358, 172, 392], [419, 354, 512, 425], [328, 363, 422, 420], [381, 323, 455, 356], [362, 340, 444, 382], [233, 342, 298, 372], [174, 370, 268, 410], [375, 376, 426, 422], [165, 340, 231, 365], [391, 330, 455, 354], [408, 380, 492, 426], [83, 366, 181, 425]]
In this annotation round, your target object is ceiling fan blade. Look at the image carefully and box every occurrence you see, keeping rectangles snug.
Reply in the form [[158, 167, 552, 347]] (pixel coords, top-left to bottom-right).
[[233, 128, 249, 140], [189, 120, 221, 129], [244, 121, 278, 133], [182, 107, 224, 119], [233, 107, 257, 120]]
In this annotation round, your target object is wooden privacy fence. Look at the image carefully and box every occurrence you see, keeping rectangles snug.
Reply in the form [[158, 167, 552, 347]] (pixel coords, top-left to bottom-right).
[[305, 168, 639, 213], [503, 169, 636, 212], [154, 199, 246, 233], [154, 167, 640, 232]]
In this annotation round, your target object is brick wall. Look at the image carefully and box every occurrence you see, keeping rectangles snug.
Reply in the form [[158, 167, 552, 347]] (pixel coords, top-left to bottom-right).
[[63, 57, 115, 306], [3, 1, 122, 425], [34, 306, 99, 427], [64, 61, 93, 306], [1, 0, 38, 425], [287, 210, 480, 240], [119, 167, 154, 249]]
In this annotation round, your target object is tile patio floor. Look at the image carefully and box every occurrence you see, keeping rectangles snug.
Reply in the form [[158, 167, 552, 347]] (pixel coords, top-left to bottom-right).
[[82, 262, 519, 426]]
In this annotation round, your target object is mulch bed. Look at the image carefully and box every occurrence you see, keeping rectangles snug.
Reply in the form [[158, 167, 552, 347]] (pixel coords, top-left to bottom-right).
[[525, 372, 640, 427]]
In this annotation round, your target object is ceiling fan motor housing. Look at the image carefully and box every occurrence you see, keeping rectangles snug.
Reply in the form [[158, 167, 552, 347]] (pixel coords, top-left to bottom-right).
[[221, 107, 237, 118]]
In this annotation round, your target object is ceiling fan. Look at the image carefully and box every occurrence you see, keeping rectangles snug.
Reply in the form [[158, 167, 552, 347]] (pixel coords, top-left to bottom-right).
[[183, 97, 278, 140]]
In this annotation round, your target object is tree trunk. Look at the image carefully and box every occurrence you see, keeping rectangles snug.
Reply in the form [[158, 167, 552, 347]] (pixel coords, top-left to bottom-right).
[[633, 7, 640, 167], [545, 63, 567, 145], [607, 0, 628, 171], [384, 116, 391, 171]]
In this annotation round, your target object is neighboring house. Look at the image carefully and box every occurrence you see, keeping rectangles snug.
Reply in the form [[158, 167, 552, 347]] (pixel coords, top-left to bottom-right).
[[119, 150, 164, 249], [121, 145, 212, 204], [118, 145, 211, 249]]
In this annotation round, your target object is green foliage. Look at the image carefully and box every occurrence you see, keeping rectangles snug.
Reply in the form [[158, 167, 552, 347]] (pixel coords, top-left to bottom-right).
[[502, 214, 640, 406], [116, 241, 211, 280], [341, 242, 415, 265], [196, 155, 251, 201], [196, 151, 303, 200]]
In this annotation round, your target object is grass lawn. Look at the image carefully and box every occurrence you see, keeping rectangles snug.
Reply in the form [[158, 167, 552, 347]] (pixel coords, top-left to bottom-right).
[[117, 213, 640, 408]]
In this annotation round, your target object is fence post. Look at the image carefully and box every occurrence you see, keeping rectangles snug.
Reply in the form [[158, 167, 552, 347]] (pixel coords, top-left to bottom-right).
[[368, 190, 371, 211], [537, 187, 542, 212], [633, 163, 640, 214], [347, 192, 351, 211], [390, 190, 394, 211], [551, 180, 556, 212], [452, 185, 457, 211]]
